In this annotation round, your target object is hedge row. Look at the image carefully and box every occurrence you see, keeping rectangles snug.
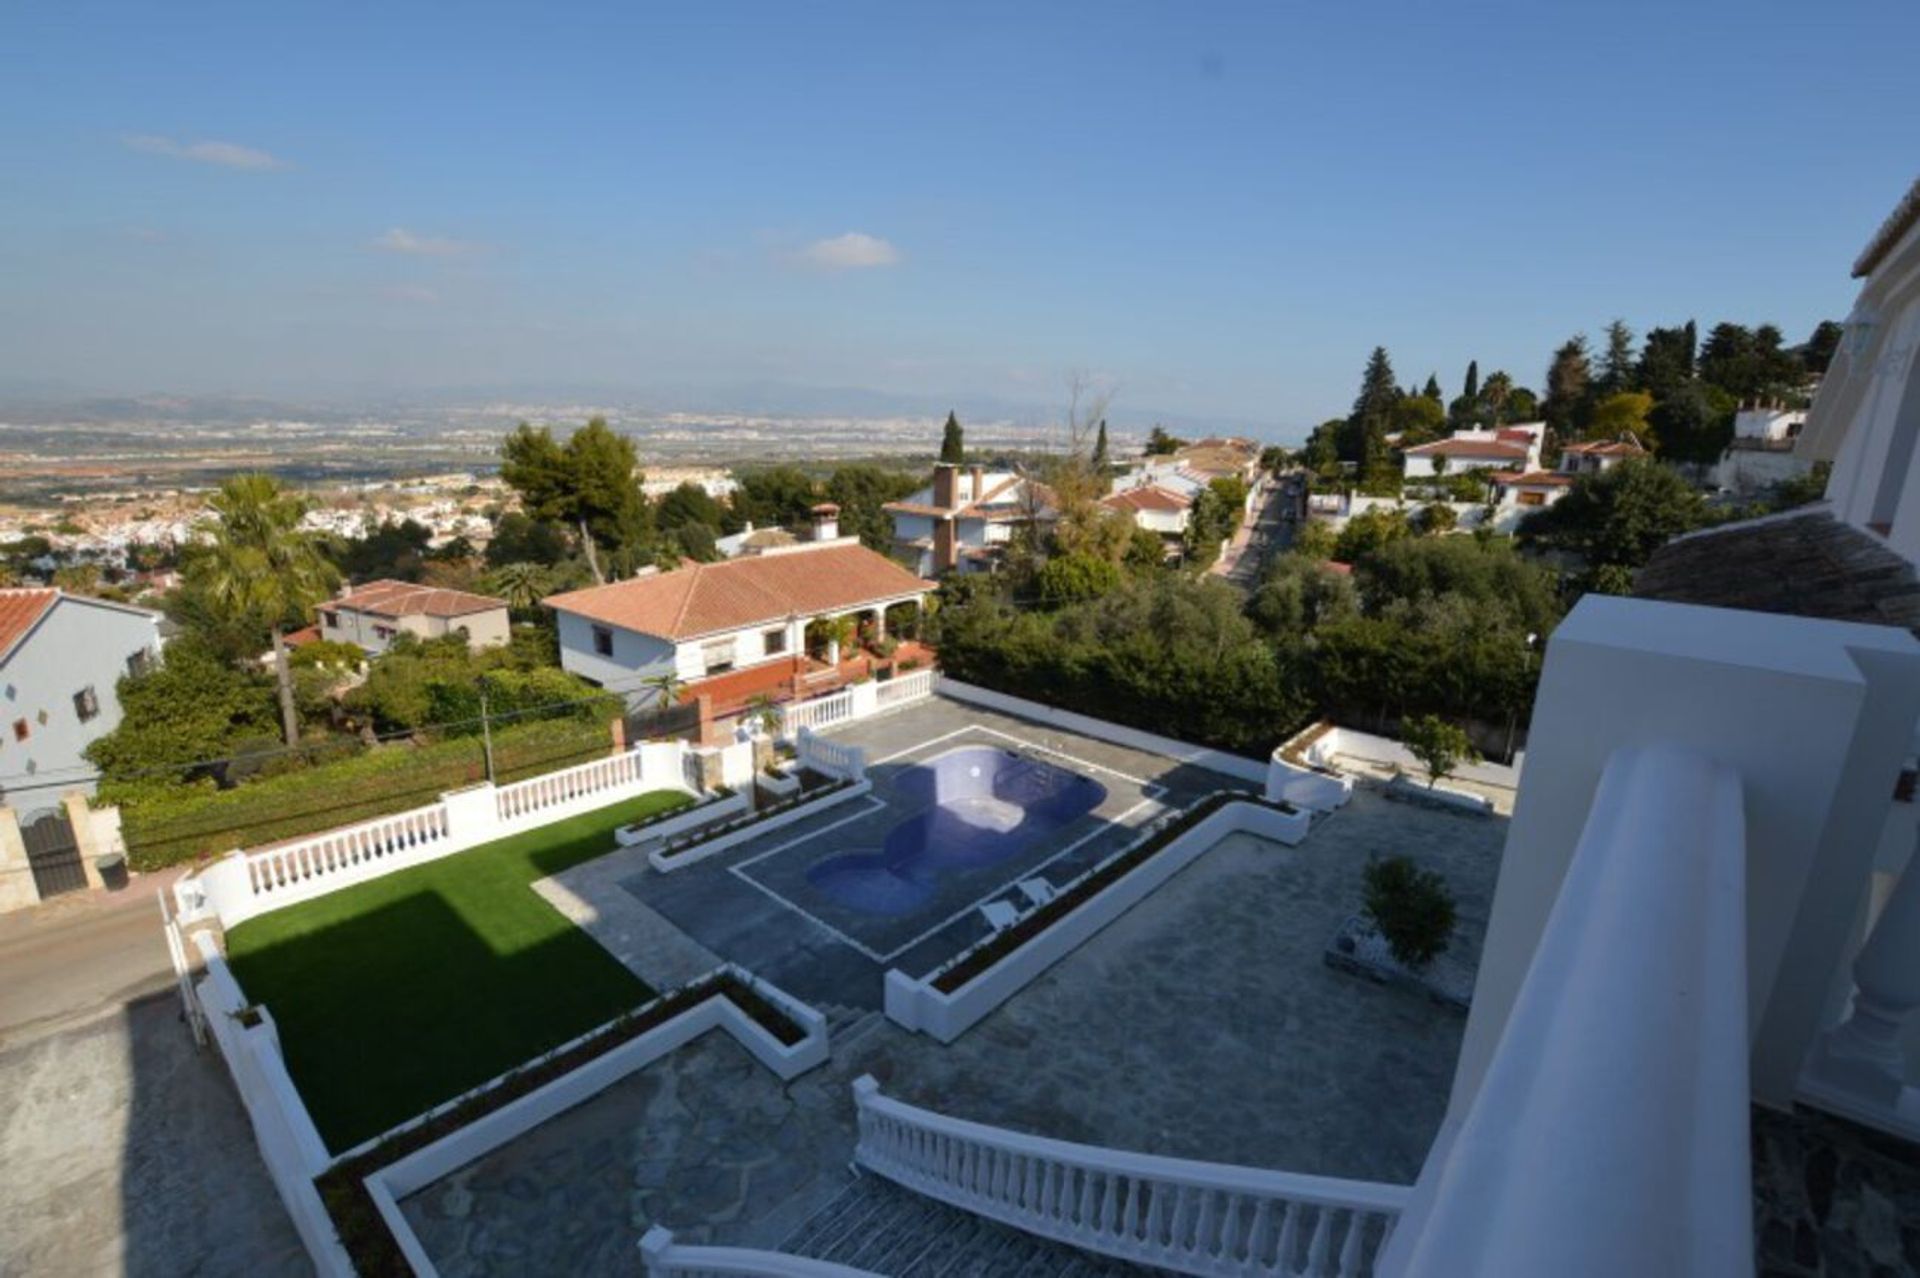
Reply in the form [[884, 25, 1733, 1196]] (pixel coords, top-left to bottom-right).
[[120, 718, 617, 870]]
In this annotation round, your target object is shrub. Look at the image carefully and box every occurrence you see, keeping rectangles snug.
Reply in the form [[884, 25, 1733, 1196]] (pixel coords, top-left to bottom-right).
[[1362, 856, 1457, 969]]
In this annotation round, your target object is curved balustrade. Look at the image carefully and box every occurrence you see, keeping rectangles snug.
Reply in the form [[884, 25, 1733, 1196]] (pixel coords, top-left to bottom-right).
[[851, 1077, 1407, 1278], [246, 805, 450, 896], [638, 1228, 880, 1277]]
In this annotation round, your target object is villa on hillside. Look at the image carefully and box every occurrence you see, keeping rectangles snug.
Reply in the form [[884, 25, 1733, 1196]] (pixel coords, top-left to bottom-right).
[[1401, 423, 1545, 478], [1098, 482, 1193, 550], [885, 463, 1057, 576], [1558, 434, 1648, 475], [545, 530, 932, 713], [317, 579, 510, 656]]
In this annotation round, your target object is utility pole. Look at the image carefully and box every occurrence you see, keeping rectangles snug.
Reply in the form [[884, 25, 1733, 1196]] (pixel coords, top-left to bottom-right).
[[479, 684, 497, 785]]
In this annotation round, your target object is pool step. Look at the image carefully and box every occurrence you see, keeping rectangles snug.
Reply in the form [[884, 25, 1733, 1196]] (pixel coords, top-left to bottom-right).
[[781, 1174, 1165, 1277], [821, 1002, 890, 1054]]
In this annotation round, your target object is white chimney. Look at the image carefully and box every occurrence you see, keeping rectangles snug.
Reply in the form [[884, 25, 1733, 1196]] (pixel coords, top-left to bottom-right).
[[809, 503, 840, 542]]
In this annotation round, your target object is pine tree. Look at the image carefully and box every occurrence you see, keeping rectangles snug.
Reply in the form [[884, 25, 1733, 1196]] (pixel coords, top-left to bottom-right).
[[1463, 360, 1480, 403], [1598, 320, 1636, 396], [939, 411, 965, 463], [1343, 347, 1401, 471], [1092, 419, 1110, 471], [1544, 336, 1592, 434], [1422, 374, 1443, 403]]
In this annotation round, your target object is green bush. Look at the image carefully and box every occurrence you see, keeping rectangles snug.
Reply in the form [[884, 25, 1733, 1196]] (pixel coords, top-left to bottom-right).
[[1362, 856, 1457, 969], [119, 717, 615, 869]]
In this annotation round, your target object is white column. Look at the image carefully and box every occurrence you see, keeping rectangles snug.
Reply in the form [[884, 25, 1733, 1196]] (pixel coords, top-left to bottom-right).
[[1808, 830, 1920, 1118]]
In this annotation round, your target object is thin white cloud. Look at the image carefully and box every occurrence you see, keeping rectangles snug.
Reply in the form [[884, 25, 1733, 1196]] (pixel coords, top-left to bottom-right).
[[797, 231, 902, 271], [381, 284, 440, 304], [123, 133, 283, 171], [371, 227, 484, 257]]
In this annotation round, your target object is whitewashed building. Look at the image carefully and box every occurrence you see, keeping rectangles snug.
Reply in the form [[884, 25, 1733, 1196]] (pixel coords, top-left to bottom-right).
[[1402, 424, 1544, 479], [317, 580, 511, 656], [0, 588, 162, 806]]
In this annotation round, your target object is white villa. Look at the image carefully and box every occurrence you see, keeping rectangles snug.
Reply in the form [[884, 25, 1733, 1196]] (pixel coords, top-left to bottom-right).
[[885, 463, 1057, 576], [1401, 423, 1545, 478], [545, 536, 931, 710], [1557, 433, 1649, 475]]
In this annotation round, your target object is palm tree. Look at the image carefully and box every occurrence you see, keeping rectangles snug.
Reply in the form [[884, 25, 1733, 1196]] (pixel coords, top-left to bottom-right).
[[643, 669, 686, 709], [192, 474, 339, 746], [485, 561, 550, 615], [743, 692, 783, 737]]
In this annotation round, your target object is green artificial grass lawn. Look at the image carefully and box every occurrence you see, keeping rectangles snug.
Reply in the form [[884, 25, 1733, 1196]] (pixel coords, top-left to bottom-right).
[[225, 789, 691, 1152]]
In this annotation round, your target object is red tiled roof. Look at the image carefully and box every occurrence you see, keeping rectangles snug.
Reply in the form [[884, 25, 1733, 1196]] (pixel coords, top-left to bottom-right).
[[1101, 485, 1192, 514], [1403, 438, 1530, 459], [1323, 561, 1354, 576], [1495, 428, 1537, 443], [1491, 470, 1575, 487], [332, 579, 506, 619], [544, 543, 931, 641], [283, 624, 323, 647], [1561, 438, 1647, 458], [0, 588, 58, 662]]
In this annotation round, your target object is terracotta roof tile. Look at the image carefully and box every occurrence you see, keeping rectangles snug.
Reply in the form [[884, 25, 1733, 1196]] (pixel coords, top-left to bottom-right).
[[1491, 470, 1575, 487], [544, 543, 931, 641], [1403, 438, 1530, 459], [333, 579, 507, 619], [0, 588, 59, 662], [1101, 485, 1193, 514]]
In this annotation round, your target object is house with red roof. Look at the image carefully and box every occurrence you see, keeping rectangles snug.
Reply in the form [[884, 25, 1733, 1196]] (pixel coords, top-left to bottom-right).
[[1402, 423, 1546, 479], [1099, 483, 1194, 538], [0, 588, 162, 810], [317, 579, 510, 656], [544, 538, 932, 709], [1559, 434, 1649, 476]]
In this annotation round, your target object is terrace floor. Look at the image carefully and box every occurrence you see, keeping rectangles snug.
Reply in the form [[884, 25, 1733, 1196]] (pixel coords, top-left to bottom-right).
[[402, 786, 1508, 1275]]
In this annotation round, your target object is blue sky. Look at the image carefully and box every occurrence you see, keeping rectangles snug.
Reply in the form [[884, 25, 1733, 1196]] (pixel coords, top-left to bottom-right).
[[1, 1, 1915, 436]]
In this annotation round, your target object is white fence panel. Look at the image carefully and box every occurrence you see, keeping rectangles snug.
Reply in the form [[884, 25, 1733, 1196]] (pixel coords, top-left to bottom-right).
[[797, 727, 865, 781], [876, 667, 936, 708]]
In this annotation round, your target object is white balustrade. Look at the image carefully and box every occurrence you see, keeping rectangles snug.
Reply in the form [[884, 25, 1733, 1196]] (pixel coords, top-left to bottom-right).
[[245, 804, 451, 898], [639, 1228, 880, 1277], [781, 688, 855, 735], [494, 749, 642, 822], [1804, 822, 1920, 1136], [876, 667, 936, 708], [851, 1077, 1407, 1278], [797, 727, 866, 781]]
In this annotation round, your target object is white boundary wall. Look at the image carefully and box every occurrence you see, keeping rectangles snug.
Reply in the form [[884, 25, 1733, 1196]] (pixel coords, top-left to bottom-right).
[[640, 1230, 882, 1277], [1268, 722, 1356, 811], [615, 789, 751, 846], [192, 932, 355, 1277], [933, 678, 1268, 786], [178, 740, 698, 930], [885, 799, 1308, 1043]]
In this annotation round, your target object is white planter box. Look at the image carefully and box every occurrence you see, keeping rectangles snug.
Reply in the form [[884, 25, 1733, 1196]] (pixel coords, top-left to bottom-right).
[[1385, 774, 1494, 815], [649, 781, 872, 873], [615, 791, 750, 846], [756, 769, 803, 803]]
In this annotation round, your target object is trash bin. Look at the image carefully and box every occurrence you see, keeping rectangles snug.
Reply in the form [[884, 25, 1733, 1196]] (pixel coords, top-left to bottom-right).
[[96, 853, 129, 892]]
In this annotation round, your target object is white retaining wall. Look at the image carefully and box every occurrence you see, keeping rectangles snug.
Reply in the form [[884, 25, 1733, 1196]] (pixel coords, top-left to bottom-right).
[[178, 741, 699, 930], [933, 678, 1268, 786], [885, 799, 1309, 1043], [615, 790, 752, 847], [1267, 724, 1355, 812], [192, 932, 354, 1278]]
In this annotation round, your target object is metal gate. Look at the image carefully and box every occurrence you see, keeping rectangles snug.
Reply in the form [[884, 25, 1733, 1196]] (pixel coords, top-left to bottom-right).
[[20, 806, 87, 899]]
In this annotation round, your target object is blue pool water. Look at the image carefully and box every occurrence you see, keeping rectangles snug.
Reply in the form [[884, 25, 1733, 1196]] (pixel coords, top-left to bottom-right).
[[806, 745, 1107, 916]]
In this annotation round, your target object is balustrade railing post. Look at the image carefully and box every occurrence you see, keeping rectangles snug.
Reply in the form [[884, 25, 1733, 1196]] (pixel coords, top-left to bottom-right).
[[1808, 827, 1920, 1119]]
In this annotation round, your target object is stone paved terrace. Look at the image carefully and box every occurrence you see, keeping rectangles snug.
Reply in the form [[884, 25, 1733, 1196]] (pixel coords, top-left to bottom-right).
[[403, 786, 1506, 1274]]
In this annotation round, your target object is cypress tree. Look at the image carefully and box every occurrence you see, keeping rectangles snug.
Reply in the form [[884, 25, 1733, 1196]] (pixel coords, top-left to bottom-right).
[[1343, 346, 1401, 469], [1422, 373, 1443, 403], [1092, 419, 1110, 470], [1464, 360, 1480, 403], [939, 411, 965, 463]]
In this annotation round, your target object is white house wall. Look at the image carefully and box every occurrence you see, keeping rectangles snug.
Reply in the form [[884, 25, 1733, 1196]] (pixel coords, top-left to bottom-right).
[[0, 598, 161, 810]]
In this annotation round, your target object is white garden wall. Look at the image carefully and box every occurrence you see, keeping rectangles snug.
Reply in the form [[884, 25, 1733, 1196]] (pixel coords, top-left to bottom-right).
[[177, 741, 701, 930], [649, 780, 873, 873], [885, 799, 1309, 1043]]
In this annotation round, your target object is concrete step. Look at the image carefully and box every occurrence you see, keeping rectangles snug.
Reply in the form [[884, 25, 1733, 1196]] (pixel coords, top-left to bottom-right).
[[782, 1175, 1164, 1277]]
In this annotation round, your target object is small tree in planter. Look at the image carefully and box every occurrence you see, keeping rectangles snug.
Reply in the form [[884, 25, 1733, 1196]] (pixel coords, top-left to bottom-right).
[[743, 693, 783, 738], [1363, 855, 1457, 969], [1403, 714, 1478, 789]]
